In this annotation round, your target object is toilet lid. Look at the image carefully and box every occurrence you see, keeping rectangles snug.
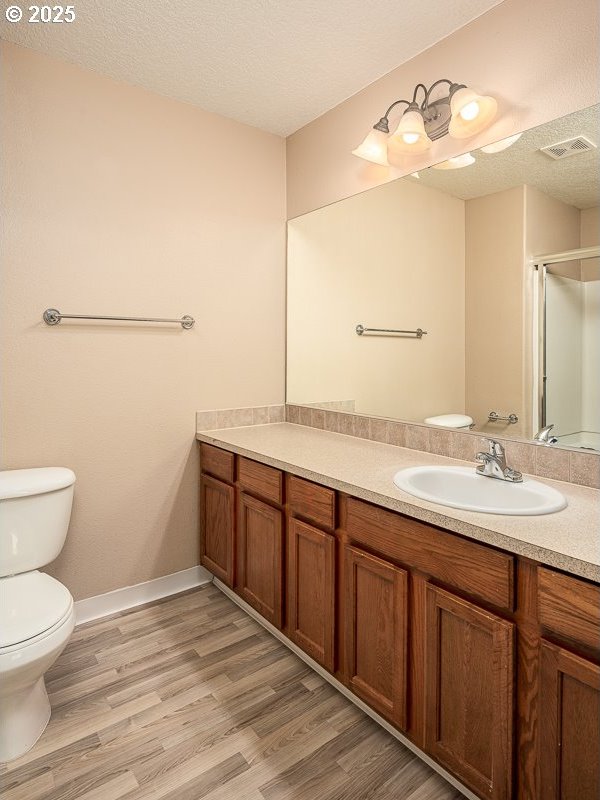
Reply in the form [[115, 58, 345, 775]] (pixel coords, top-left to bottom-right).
[[424, 414, 474, 428], [0, 467, 76, 500], [0, 572, 73, 648]]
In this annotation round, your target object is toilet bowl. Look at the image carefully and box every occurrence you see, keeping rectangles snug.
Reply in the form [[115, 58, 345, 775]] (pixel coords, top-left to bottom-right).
[[424, 413, 474, 430], [0, 467, 76, 762]]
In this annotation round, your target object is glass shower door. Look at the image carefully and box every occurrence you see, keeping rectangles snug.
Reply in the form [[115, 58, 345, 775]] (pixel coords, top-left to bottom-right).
[[543, 265, 600, 450]]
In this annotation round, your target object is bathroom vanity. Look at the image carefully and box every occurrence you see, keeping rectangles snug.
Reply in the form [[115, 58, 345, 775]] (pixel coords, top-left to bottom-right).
[[197, 424, 600, 800]]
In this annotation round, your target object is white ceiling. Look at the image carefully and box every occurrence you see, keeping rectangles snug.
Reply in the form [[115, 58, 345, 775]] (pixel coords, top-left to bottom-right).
[[1, 0, 503, 136]]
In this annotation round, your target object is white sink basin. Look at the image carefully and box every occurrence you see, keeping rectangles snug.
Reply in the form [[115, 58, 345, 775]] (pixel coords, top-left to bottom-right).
[[393, 466, 567, 515]]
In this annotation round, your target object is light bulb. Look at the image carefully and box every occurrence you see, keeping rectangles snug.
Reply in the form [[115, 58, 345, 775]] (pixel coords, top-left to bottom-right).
[[389, 109, 432, 155], [449, 87, 497, 139], [459, 100, 480, 121], [402, 132, 419, 145]]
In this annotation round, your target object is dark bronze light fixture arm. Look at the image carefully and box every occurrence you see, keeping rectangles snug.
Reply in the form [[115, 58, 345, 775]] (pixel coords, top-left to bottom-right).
[[374, 99, 411, 132], [411, 82, 429, 103], [371, 79, 464, 135], [423, 78, 460, 107]]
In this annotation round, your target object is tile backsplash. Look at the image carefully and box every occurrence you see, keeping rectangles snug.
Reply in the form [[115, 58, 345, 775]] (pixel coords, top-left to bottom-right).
[[196, 405, 284, 431], [285, 404, 600, 489], [195, 403, 599, 489]]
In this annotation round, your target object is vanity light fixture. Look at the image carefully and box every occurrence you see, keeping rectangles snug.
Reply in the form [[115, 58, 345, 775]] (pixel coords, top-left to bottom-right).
[[352, 79, 497, 166]]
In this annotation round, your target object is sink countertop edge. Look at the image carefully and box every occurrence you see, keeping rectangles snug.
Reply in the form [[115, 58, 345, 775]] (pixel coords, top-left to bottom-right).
[[196, 423, 600, 582]]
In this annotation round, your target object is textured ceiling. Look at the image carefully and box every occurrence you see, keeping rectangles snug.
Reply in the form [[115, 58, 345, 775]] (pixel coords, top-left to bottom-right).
[[410, 105, 600, 209], [0, 0, 502, 135]]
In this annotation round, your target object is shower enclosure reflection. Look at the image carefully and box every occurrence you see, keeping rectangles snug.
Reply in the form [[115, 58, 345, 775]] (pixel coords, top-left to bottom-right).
[[543, 255, 600, 449]]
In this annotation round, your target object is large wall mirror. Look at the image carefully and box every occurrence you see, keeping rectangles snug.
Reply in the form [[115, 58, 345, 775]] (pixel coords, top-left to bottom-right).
[[287, 104, 599, 451]]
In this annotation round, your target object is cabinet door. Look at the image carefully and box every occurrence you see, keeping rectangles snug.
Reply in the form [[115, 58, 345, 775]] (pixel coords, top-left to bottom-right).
[[237, 492, 284, 628], [287, 518, 335, 671], [425, 584, 514, 800], [200, 475, 235, 587], [344, 545, 408, 729], [539, 640, 600, 800]]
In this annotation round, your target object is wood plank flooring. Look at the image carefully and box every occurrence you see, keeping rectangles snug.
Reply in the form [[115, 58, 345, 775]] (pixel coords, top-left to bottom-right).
[[0, 584, 463, 800]]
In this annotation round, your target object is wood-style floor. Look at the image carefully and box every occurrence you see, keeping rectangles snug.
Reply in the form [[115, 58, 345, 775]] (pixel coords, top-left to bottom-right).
[[1, 584, 463, 800]]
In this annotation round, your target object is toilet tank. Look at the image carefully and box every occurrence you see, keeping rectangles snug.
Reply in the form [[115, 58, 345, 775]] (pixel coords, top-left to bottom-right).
[[0, 468, 76, 577]]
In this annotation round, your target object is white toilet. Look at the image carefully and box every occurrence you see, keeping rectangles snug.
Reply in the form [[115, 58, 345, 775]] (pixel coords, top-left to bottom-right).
[[0, 467, 76, 762], [424, 413, 474, 430]]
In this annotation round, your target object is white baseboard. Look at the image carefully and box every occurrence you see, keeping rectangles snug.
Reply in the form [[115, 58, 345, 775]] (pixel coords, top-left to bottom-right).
[[213, 579, 476, 800], [75, 565, 214, 625]]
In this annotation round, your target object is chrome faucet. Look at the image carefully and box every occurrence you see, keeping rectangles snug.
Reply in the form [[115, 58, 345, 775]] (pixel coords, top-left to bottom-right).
[[534, 424, 558, 445], [476, 439, 523, 483]]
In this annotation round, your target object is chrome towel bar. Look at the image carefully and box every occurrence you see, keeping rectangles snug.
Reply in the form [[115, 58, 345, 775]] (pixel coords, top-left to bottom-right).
[[43, 308, 195, 329], [488, 411, 519, 425], [356, 324, 427, 338]]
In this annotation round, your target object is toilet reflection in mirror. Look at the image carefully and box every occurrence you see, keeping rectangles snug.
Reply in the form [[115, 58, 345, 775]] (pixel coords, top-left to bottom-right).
[[286, 104, 600, 450]]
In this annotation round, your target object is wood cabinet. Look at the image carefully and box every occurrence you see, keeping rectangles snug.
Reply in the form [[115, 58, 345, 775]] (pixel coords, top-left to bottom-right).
[[200, 443, 235, 483], [287, 517, 335, 671], [537, 567, 600, 653], [424, 585, 514, 800], [238, 456, 283, 504], [539, 641, 600, 800], [199, 474, 235, 587], [345, 496, 514, 612], [287, 474, 335, 530], [237, 492, 284, 628], [344, 545, 408, 728], [199, 443, 600, 800]]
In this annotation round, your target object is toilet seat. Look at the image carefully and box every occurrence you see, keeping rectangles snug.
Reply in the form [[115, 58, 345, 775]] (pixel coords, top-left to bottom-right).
[[0, 571, 74, 651]]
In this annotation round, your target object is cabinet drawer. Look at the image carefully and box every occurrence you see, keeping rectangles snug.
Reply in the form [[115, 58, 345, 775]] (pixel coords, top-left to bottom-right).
[[238, 457, 283, 505], [538, 567, 600, 652], [200, 443, 234, 483], [287, 474, 335, 529], [346, 497, 514, 612]]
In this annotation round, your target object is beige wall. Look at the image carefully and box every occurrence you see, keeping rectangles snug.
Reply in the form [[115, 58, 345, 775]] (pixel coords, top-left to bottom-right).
[[581, 206, 600, 281], [581, 206, 600, 247], [287, 178, 465, 422], [0, 43, 286, 600], [465, 186, 527, 437], [526, 186, 581, 279], [286, 0, 600, 218]]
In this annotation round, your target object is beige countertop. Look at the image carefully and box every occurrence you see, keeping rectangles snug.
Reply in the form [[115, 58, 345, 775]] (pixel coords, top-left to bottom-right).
[[196, 423, 600, 582]]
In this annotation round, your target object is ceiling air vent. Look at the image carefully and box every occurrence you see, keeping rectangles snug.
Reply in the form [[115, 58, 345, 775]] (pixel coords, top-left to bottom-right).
[[540, 136, 597, 160]]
